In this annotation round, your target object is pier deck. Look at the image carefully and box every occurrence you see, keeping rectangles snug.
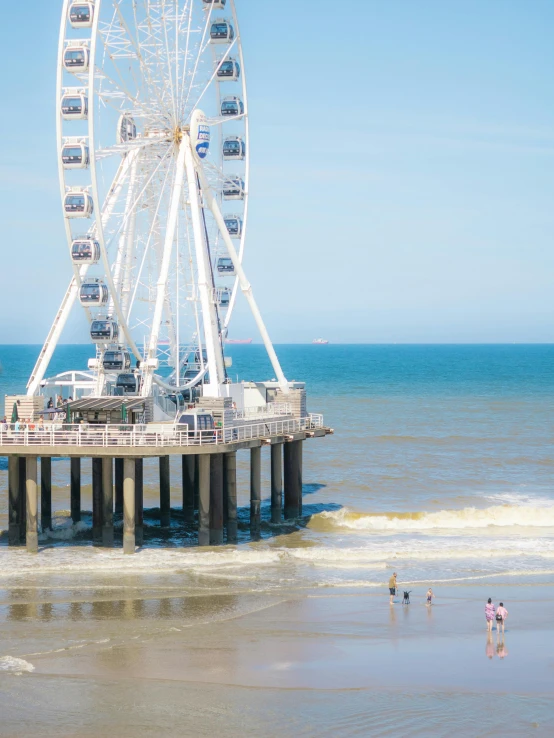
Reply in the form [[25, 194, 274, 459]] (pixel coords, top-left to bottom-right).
[[2, 415, 333, 555], [0, 414, 328, 456]]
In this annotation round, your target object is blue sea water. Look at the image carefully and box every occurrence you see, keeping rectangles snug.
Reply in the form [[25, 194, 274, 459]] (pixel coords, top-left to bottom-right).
[[0, 344, 554, 587]]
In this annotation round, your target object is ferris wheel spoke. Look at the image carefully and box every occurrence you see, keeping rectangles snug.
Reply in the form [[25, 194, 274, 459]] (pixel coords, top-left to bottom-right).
[[177, 0, 193, 115], [93, 65, 138, 107], [138, 0, 174, 117], [181, 1, 214, 118], [191, 38, 237, 114], [142, 143, 186, 397], [103, 147, 173, 263], [111, 151, 140, 301], [95, 136, 169, 162], [160, 0, 178, 124], [127, 154, 175, 323], [112, 0, 168, 116], [208, 113, 246, 127]]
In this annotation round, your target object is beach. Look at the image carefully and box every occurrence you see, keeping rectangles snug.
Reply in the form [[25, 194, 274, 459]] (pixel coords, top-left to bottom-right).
[[1, 344, 554, 735], [0, 575, 553, 736]]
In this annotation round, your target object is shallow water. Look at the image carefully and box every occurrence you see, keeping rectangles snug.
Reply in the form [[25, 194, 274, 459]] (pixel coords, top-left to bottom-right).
[[0, 345, 553, 734]]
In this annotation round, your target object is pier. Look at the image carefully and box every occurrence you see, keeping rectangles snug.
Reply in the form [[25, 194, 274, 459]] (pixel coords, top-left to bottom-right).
[[3, 0, 334, 557], [2, 408, 331, 554]]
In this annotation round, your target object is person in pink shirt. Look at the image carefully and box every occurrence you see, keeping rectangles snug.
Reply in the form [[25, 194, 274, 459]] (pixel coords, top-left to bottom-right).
[[485, 598, 496, 632], [495, 602, 508, 634]]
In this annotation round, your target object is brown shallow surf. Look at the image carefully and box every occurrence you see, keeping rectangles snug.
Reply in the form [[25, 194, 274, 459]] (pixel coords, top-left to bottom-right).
[[0, 579, 553, 737]]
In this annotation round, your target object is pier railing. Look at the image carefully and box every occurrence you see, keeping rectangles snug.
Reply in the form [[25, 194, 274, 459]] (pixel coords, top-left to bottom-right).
[[0, 414, 324, 449]]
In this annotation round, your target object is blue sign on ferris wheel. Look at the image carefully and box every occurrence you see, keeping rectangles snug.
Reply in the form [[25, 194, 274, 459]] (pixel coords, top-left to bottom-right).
[[196, 125, 210, 159]]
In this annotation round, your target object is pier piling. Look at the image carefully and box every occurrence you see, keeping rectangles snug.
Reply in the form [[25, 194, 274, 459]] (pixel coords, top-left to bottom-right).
[[70, 457, 81, 524], [41, 457, 52, 532], [159, 455, 171, 528], [135, 458, 144, 546], [92, 458, 103, 544], [250, 446, 261, 540], [26, 456, 38, 553], [123, 458, 136, 555], [1, 413, 328, 554], [115, 458, 124, 516], [284, 441, 303, 520], [194, 456, 200, 511], [198, 455, 210, 546], [209, 454, 224, 545], [101, 457, 114, 547], [8, 456, 20, 546], [271, 443, 283, 524], [182, 455, 195, 524], [224, 452, 237, 543], [19, 457, 27, 544]]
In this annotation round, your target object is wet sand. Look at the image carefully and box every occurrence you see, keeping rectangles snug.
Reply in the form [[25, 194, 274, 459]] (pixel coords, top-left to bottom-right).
[[1, 581, 553, 736]]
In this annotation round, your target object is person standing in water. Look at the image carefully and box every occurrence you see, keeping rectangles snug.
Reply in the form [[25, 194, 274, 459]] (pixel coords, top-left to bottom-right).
[[426, 588, 434, 606], [389, 573, 397, 604], [485, 598, 496, 632], [496, 602, 508, 634]]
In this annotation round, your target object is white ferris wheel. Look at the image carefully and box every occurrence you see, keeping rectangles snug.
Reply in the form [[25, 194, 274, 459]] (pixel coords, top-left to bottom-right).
[[27, 0, 288, 405]]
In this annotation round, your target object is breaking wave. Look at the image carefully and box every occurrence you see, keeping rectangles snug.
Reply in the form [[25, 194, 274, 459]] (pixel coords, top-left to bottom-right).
[[310, 504, 554, 532], [0, 657, 35, 675]]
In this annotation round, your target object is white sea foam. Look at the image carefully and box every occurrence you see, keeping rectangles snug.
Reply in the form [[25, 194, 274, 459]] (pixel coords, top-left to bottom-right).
[[40, 520, 90, 542], [311, 504, 554, 532], [0, 657, 35, 675]]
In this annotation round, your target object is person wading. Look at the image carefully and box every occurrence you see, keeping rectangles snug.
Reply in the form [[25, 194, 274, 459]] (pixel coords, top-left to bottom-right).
[[496, 602, 508, 635], [485, 598, 496, 632], [389, 572, 397, 604]]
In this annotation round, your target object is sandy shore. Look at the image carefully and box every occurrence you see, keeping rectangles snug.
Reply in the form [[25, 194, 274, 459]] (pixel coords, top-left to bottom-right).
[[0, 581, 553, 736]]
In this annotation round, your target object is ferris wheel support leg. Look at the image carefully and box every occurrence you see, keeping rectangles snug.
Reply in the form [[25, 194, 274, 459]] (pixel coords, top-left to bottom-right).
[[195, 166, 290, 395], [142, 142, 187, 397], [184, 136, 226, 397], [114, 152, 139, 313], [26, 272, 86, 397]]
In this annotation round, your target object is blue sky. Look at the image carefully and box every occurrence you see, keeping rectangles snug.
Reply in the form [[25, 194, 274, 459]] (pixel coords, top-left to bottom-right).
[[0, 0, 553, 343]]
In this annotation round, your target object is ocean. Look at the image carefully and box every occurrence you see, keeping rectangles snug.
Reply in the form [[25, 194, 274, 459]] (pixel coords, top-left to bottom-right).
[[2, 344, 553, 586], [0, 344, 553, 736]]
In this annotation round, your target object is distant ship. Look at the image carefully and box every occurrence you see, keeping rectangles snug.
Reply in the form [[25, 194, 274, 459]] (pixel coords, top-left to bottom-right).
[[312, 338, 329, 345], [225, 338, 253, 345]]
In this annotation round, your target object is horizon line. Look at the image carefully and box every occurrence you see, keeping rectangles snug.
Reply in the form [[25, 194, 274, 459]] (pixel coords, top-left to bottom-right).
[[1, 342, 554, 348]]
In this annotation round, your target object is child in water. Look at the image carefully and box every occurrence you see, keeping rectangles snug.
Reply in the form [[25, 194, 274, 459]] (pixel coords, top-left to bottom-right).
[[426, 588, 434, 606]]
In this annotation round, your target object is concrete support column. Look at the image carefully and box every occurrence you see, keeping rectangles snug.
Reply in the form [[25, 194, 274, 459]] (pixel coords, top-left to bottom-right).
[[209, 454, 224, 545], [298, 440, 303, 517], [115, 458, 124, 516], [102, 457, 114, 547], [224, 452, 237, 543], [41, 457, 52, 532], [26, 457, 39, 553], [250, 446, 261, 540], [135, 458, 144, 546], [123, 458, 136, 555], [284, 441, 303, 520], [18, 457, 27, 544], [182, 455, 195, 524], [70, 457, 81, 524], [159, 456, 171, 528], [194, 455, 200, 511], [198, 455, 210, 546], [8, 456, 21, 546], [92, 458, 103, 544], [271, 443, 283, 524]]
